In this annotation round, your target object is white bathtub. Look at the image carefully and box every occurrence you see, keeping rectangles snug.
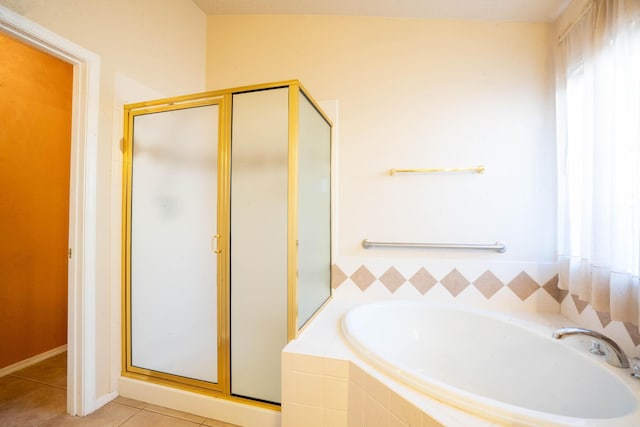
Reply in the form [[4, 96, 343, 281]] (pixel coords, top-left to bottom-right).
[[341, 301, 640, 426]]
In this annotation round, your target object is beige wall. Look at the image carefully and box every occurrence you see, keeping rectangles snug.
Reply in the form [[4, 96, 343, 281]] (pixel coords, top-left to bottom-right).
[[207, 15, 556, 262], [0, 0, 207, 402]]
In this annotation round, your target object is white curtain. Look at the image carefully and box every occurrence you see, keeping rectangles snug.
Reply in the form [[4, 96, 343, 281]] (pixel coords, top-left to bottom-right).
[[556, 0, 640, 326]]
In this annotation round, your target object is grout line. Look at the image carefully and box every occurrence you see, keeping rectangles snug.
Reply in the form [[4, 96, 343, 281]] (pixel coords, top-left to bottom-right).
[[8, 374, 67, 390], [139, 408, 204, 425], [113, 399, 148, 410], [118, 406, 144, 426], [74, 397, 225, 426], [114, 401, 225, 425]]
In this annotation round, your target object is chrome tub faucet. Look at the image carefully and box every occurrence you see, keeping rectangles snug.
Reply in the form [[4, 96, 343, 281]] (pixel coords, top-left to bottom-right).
[[552, 327, 630, 368]]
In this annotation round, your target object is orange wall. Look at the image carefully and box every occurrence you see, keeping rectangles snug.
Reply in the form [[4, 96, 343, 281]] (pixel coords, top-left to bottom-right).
[[0, 31, 73, 368]]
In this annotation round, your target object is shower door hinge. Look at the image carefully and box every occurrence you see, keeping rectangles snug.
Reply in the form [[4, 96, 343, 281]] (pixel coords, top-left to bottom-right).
[[68, 248, 72, 259]]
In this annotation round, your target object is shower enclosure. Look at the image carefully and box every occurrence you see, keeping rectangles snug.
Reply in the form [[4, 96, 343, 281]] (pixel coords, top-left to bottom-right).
[[122, 80, 332, 406]]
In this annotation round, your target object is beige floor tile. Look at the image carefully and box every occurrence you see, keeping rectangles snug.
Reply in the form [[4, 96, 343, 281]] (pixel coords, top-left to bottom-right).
[[0, 375, 43, 402], [40, 401, 140, 426], [145, 404, 206, 423], [203, 418, 243, 427], [2, 354, 242, 427], [121, 409, 201, 426], [0, 382, 66, 426], [11, 352, 67, 389]]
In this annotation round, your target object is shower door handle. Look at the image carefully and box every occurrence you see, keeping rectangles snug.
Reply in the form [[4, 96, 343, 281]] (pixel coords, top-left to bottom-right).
[[212, 234, 222, 254]]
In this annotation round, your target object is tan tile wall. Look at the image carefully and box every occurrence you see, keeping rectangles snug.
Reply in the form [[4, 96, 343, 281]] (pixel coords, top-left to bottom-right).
[[282, 353, 348, 427], [281, 353, 443, 427]]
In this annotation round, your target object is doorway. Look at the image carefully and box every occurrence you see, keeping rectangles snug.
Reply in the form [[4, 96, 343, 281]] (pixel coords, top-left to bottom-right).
[[0, 5, 100, 416], [0, 30, 72, 375]]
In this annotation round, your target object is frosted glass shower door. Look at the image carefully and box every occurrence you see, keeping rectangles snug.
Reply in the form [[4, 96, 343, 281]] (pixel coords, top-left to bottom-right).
[[128, 103, 220, 384]]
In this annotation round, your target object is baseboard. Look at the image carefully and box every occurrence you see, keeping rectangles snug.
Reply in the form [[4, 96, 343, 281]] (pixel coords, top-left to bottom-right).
[[118, 376, 281, 427], [0, 344, 68, 377], [95, 390, 118, 411]]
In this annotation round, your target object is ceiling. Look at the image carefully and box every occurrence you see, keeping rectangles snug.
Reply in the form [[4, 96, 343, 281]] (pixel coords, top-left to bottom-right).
[[192, 0, 570, 23]]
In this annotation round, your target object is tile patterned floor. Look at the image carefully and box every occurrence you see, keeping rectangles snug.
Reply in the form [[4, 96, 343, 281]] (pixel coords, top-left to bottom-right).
[[0, 352, 241, 426]]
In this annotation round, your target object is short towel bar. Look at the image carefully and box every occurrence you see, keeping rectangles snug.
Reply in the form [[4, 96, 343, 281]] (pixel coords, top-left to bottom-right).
[[362, 239, 507, 253], [389, 166, 485, 175]]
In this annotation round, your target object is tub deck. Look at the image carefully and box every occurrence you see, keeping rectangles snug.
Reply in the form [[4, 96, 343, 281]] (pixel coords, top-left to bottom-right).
[[282, 294, 640, 427]]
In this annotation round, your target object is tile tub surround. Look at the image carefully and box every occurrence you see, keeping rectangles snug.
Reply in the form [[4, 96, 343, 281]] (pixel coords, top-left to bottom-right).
[[281, 296, 496, 427], [281, 353, 446, 427], [282, 295, 640, 427], [331, 257, 640, 353]]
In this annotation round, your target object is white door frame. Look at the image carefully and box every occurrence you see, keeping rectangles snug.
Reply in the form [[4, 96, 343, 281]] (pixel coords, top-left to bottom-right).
[[0, 6, 100, 416]]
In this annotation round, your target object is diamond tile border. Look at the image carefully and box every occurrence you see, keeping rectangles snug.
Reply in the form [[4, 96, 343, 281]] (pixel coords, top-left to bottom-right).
[[507, 272, 539, 302], [350, 265, 376, 291], [409, 268, 438, 295], [379, 267, 405, 294], [542, 275, 567, 303], [571, 295, 589, 314], [331, 265, 348, 290], [563, 296, 640, 348], [473, 270, 503, 299], [623, 323, 640, 347], [596, 311, 612, 328], [440, 269, 470, 297], [332, 263, 545, 301], [331, 262, 639, 348]]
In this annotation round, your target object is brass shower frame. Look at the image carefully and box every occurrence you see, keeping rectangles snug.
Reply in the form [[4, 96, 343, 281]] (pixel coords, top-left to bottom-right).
[[121, 80, 332, 410]]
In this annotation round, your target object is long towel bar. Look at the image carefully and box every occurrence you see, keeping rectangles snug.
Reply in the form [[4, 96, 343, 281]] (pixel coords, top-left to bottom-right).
[[362, 239, 507, 253]]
